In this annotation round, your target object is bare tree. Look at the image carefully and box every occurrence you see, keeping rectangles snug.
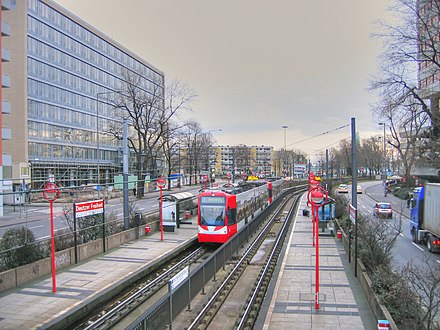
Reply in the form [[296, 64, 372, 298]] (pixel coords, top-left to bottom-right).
[[107, 71, 195, 196], [402, 258, 440, 330], [370, 0, 440, 171], [358, 215, 401, 272], [359, 136, 383, 179], [375, 95, 430, 185], [233, 145, 252, 176], [181, 120, 210, 185]]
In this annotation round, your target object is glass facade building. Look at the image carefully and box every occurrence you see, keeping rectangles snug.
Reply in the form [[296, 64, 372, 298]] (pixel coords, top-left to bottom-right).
[[2, 0, 164, 188]]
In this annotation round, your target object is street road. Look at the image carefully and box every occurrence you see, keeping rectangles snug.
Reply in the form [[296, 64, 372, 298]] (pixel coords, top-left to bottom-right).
[[0, 186, 201, 241], [347, 181, 440, 270]]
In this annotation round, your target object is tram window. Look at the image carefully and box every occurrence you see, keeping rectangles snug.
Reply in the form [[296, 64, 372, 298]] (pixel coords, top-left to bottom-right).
[[200, 206, 225, 226], [227, 207, 237, 225]]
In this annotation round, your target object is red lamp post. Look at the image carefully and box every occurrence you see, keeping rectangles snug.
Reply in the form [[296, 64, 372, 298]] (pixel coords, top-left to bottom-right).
[[307, 186, 328, 310], [202, 175, 208, 190], [226, 172, 231, 187], [308, 178, 320, 246], [157, 176, 166, 241], [42, 182, 61, 293]]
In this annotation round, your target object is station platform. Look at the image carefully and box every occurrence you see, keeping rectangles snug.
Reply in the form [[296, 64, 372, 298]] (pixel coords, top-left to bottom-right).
[[0, 220, 198, 329], [257, 194, 376, 329]]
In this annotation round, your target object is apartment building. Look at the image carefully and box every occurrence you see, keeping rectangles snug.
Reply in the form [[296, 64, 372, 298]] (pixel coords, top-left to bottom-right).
[[1, 0, 164, 191], [213, 145, 274, 177]]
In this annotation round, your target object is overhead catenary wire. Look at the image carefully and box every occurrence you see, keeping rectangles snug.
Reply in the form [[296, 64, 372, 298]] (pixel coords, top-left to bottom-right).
[[285, 124, 350, 149]]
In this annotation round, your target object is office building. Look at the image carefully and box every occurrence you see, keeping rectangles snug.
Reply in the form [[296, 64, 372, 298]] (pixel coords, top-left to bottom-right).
[[1, 0, 16, 214], [2, 0, 164, 191]]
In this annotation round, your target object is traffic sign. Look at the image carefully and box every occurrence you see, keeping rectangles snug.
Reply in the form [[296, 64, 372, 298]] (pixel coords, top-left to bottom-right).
[[157, 177, 166, 188], [42, 183, 60, 202], [169, 266, 189, 291]]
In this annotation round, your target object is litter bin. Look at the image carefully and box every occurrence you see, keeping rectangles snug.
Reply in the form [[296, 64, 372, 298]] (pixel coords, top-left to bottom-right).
[[145, 225, 151, 235], [302, 209, 309, 217], [337, 229, 342, 239], [134, 212, 142, 226]]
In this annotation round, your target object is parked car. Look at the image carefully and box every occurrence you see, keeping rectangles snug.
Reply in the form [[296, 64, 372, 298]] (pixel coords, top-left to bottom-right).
[[373, 202, 393, 218], [337, 184, 349, 193], [357, 185, 363, 194]]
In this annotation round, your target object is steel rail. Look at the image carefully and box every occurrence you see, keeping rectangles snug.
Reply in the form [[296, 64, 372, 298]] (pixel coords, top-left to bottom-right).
[[84, 246, 206, 330], [237, 193, 301, 329], [186, 192, 296, 330]]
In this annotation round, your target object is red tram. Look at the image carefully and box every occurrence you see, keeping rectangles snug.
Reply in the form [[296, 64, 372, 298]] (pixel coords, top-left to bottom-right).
[[197, 179, 283, 243]]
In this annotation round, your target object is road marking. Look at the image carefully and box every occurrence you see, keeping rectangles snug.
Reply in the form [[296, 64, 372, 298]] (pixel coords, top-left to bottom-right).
[[117, 213, 123, 217], [29, 225, 43, 229], [436, 260, 440, 264], [412, 242, 424, 251], [399, 232, 404, 237]]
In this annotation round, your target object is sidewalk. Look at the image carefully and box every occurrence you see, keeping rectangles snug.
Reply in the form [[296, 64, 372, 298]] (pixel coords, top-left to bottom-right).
[[258, 194, 376, 329], [0, 219, 198, 329]]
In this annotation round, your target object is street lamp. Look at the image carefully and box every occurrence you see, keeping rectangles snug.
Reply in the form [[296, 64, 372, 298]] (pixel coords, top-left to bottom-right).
[[206, 129, 222, 186], [307, 185, 328, 310], [282, 125, 288, 176], [96, 90, 125, 198], [379, 122, 386, 180]]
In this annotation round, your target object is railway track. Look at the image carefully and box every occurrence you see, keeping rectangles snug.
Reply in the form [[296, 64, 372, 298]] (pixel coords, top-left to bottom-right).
[[173, 190, 301, 329]]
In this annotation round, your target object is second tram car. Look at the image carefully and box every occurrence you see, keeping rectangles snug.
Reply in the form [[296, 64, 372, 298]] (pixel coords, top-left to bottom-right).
[[198, 179, 283, 243]]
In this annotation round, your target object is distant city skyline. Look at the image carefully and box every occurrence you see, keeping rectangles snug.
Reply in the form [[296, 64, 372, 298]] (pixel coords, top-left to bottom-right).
[[56, 0, 392, 157]]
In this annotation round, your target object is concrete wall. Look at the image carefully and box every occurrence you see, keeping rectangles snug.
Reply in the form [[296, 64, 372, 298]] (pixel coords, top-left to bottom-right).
[[0, 221, 158, 293], [337, 223, 398, 330]]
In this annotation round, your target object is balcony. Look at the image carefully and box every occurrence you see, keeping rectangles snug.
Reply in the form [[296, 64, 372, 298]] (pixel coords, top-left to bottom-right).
[[2, 75, 11, 88], [1, 0, 16, 10], [1, 21, 11, 37], [2, 100, 11, 114], [2, 127, 11, 140], [2, 48, 10, 62]]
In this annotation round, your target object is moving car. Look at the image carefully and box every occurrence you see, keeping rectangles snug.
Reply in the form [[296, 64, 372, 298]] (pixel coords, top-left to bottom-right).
[[337, 184, 349, 193], [357, 185, 363, 194], [373, 202, 393, 218]]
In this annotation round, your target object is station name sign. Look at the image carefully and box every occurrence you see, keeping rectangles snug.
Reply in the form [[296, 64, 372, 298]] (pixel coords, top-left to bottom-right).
[[74, 199, 104, 218]]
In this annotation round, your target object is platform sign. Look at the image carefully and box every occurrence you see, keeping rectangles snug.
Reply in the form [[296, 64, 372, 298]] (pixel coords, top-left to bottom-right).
[[169, 266, 189, 291], [74, 199, 104, 218]]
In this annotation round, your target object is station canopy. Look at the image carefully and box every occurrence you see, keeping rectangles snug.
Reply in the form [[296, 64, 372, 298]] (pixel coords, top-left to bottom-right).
[[161, 191, 195, 202]]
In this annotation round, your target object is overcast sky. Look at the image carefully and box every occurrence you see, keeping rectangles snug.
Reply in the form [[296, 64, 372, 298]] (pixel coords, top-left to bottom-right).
[[56, 0, 392, 157]]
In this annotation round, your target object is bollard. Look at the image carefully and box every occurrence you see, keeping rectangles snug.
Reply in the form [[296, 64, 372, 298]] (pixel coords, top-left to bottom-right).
[[145, 225, 151, 235]]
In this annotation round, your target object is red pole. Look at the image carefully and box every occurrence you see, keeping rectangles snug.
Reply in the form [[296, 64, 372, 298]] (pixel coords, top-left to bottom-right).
[[159, 187, 163, 241], [50, 200, 56, 292], [315, 205, 319, 309], [312, 206, 315, 247]]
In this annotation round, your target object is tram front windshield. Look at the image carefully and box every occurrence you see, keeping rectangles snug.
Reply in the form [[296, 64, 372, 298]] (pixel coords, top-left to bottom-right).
[[200, 205, 225, 226]]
